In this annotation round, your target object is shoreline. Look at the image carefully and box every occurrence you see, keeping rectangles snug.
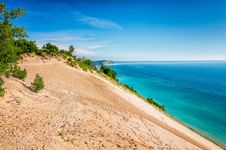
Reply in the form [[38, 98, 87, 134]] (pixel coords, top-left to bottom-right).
[[94, 72, 223, 150], [1, 56, 223, 149], [108, 63, 226, 148]]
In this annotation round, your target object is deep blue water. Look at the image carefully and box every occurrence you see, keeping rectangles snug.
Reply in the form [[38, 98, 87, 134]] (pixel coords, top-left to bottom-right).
[[110, 61, 226, 147]]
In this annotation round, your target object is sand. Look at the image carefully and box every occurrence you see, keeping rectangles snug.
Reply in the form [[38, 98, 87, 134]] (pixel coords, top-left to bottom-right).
[[0, 56, 223, 150]]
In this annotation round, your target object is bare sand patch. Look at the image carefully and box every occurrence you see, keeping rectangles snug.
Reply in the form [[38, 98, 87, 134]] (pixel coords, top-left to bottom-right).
[[0, 56, 222, 149]]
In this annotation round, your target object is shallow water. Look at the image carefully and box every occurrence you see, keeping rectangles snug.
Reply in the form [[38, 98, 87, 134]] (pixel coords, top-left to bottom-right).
[[110, 61, 226, 147]]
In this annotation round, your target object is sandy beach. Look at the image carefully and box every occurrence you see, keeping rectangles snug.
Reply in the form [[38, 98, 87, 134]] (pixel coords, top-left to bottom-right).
[[0, 56, 223, 150]]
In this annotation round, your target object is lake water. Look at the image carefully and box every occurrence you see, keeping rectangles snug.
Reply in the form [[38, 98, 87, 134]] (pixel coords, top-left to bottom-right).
[[110, 61, 226, 147]]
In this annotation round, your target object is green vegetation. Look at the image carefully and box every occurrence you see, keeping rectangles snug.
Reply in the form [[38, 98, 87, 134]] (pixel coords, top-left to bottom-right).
[[68, 45, 74, 56], [31, 74, 45, 92], [59, 49, 71, 59], [0, 85, 5, 97], [42, 42, 59, 56], [11, 66, 27, 80], [77, 57, 94, 71], [0, 2, 28, 96], [100, 65, 117, 80], [123, 84, 137, 93], [14, 39, 39, 54], [147, 97, 166, 111], [0, 3, 27, 63], [98, 65, 166, 111], [0, 2, 96, 95], [0, 63, 8, 76], [0, 2, 167, 112], [0, 77, 5, 96], [0, 78, 4, 86]]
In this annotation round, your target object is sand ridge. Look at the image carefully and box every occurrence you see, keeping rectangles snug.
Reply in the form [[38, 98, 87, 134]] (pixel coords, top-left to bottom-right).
[[0, 56, 222, 150]]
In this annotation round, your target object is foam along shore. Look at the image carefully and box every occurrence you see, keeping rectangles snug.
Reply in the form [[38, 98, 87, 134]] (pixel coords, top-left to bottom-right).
[[0, 56, 223, 149]]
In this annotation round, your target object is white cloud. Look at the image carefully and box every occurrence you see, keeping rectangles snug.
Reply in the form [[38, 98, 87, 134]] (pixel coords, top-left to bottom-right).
[[29, 31, 96, 43], [88, 44, 105, 50], [77, 13, 123, 30], [28, 30, 121, 59], [76, 48, 97, 57], [28, 31, 101, 58]]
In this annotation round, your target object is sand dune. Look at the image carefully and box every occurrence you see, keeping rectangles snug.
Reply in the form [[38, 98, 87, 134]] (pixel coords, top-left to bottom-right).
[[0, 56, 222, 150]]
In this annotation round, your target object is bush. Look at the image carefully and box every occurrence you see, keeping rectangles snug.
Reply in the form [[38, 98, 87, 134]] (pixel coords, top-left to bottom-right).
[[12, 66, 27, 80], [0, 77, 5, 97], [67, 57, 77, 67], [78, 61, 89, 71], [0, 78, 4, 86], [59, 50, 70, 58], [124, 84, 137, 93], [146, 97, 166, 111], [161, 105, 166, 111], [0, 85, 5, 97], [81, 57, 92, 66], [31, 74, 44, 92], [14, 39, 39, 54], [100, 65, 117, 80], [35, 49, 44, 55], [76, 57, 94, 71], [42, 43, 59, 56], [0, 62, 8, 75]]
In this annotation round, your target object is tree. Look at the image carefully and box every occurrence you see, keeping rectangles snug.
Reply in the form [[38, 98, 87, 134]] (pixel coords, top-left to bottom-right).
[[68, 45, 74, 56], [14, 39, 38, 54], [42, 42, 59, 56], [100, 65, 117, 80], [0, 3, 27, 63], [81, 57, 92, 66]]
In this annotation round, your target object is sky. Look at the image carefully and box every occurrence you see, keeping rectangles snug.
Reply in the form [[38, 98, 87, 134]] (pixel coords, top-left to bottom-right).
[[6, 0, 226, 61]]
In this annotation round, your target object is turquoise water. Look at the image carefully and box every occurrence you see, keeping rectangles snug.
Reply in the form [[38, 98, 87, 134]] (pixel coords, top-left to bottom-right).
[[110, 61, 226, 147]]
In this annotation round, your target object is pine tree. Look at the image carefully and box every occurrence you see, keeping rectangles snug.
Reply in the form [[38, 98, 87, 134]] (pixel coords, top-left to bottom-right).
[[0, 3, 27, 63]]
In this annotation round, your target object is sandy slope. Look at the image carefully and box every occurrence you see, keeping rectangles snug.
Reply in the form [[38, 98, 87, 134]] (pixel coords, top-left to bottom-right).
[[0, 56, 222, 150]]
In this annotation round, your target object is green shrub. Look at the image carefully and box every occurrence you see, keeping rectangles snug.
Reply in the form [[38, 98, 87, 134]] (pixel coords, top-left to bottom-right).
[[161, 105, 166, 111], [12, 66, 27, 80], [81, 57, 92, 66], [124, 84, 137, 93], [0, 78, 4, 86], [67, 57, 77, 67], [5, 70, 10, 78], [100, 65, 117, 80], [31, 74, 44, 92], [59, 50, 70, 58], [0, 85, 5, 97], [146, 97, 166, 111], [0, 77, 5, 97], [75, 57, 93, 71], [35, 49, 44, 55], [42, 43, 59, 56], [14, 39, 39, 54], [0, 62, 8, 75], [78, 61, 89, 71]]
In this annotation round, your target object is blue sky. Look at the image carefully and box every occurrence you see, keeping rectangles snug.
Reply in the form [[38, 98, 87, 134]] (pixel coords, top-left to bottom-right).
[[7, 0, 226, 60]]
